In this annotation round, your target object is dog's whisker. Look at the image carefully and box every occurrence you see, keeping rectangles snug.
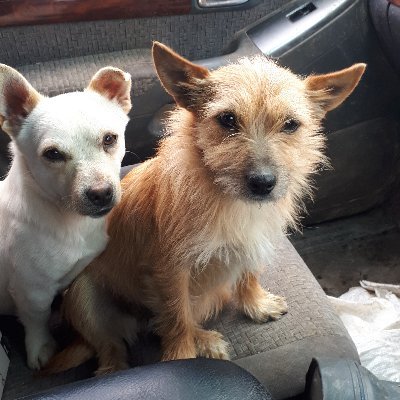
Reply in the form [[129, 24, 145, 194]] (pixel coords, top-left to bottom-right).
[[221, 132, 240, 143], [125, 150, 142, 163], [241, 136, 257, 145]]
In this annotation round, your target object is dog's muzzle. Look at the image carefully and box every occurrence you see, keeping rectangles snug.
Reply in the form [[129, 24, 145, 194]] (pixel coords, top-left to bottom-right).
[[246, 173, 276, 199], [84, 183, 115, 217]]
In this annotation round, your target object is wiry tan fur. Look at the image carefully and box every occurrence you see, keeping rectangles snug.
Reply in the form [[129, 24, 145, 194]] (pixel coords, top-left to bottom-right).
[[45, 42, 365, 374]]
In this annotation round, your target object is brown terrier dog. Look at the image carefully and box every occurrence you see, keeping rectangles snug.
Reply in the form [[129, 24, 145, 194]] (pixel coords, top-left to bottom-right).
[[46, 42, 365, 374]]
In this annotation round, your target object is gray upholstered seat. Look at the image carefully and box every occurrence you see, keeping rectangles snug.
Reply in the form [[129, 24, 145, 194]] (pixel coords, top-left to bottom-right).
[[211, 238, 358, 399], [1, 236, 358, 400]]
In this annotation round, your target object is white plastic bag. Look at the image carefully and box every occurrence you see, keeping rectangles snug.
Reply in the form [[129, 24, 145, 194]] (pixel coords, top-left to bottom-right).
[[329, 281, 400, 382]]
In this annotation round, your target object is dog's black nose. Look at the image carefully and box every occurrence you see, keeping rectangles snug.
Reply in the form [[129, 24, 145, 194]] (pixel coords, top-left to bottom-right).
[[86, 184, 113, 207], [247, 174, 276, 197]]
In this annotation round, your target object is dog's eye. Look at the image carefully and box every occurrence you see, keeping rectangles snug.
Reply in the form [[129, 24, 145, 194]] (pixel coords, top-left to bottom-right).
[[217, 112, 238, 131], [103, 134, 117, 147], [282, 118, 300, 134], [43, 148, 65, 162]]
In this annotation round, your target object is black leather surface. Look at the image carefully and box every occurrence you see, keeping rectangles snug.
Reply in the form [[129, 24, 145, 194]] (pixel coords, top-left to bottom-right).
[[369, 0, 400, 73], [305, 357, 400, 400], [19, 359, 273, 400]]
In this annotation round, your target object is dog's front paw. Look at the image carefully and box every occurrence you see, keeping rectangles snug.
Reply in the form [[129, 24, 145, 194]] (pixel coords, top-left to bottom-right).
[[161, 338, 197, 362], [195, 329, 230, 360], [243, 291, 288, 323], [26, 336, 57, 370]]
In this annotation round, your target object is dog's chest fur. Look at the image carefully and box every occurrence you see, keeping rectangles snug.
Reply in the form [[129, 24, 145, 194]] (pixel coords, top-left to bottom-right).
[[190, 201, 286, 283], [154, 148, 288, 289], [0, 172, 108, 314]]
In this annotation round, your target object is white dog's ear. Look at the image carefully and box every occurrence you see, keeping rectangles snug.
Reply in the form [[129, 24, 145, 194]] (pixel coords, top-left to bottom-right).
[[0, 64, 42, 137], [306, 63, 366, 114], [87, 67, 132, 114]]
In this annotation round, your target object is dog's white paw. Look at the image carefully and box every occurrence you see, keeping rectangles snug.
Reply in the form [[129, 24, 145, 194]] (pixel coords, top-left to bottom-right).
[[26, 335, 57, 370], [243, 292, 288, 323], [195, 329, 230, 360]]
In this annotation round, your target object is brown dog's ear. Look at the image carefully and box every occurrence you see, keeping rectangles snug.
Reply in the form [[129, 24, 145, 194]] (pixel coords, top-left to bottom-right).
[[0, 64, 42, 136], [306, 63, 366, 113], [87, 67, 132, 114], [152, 42, 210, 109]]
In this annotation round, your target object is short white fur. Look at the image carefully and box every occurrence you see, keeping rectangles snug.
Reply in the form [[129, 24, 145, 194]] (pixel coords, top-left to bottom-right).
[[0, 65, 131, 369]]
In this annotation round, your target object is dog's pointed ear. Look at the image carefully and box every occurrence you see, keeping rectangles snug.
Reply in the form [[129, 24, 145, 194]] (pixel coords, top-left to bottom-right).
[[0, 64, 43, 137], [87, 67, 132, 114], [306, 63, 366, 113], [152, 41, 210, 109]]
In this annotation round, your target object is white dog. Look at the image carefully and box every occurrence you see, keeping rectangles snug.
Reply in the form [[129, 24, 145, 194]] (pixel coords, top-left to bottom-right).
[[0, 65, 131, 369]]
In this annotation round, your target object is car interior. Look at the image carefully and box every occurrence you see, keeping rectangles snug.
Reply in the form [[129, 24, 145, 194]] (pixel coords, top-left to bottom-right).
[[0, 0, 400, 399]]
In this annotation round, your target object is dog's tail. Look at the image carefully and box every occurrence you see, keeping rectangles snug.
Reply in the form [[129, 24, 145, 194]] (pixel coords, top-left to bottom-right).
[[42, 337, 94, 375]]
